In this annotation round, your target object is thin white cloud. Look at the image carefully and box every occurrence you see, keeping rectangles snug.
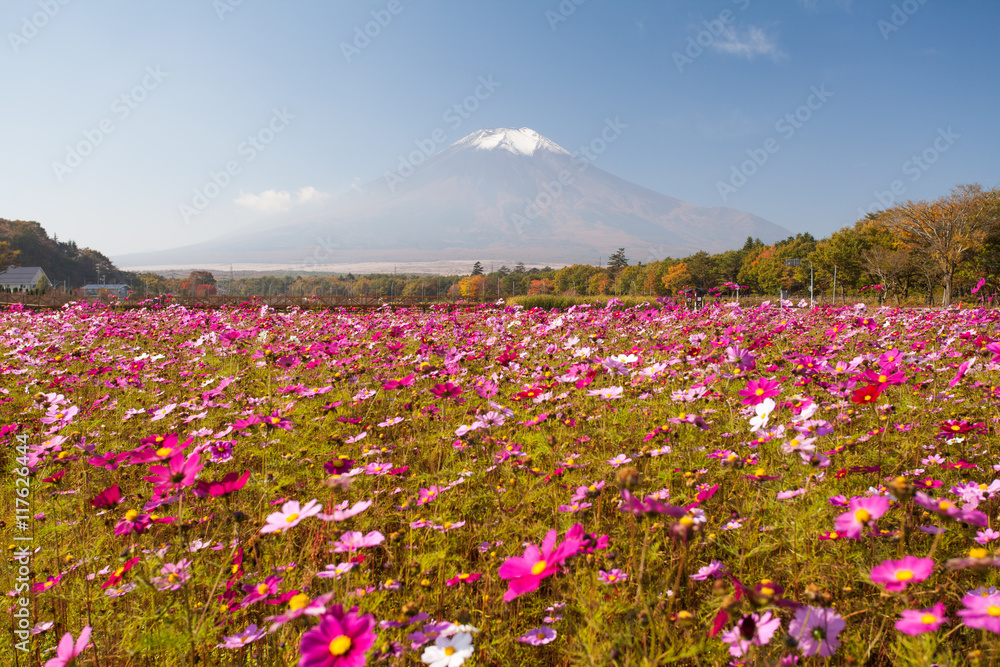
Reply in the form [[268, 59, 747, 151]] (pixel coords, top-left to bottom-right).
[[235, 187, 328, 213], [297, 186, 330, 205], [234, 189, 292, 213], [711, 25, 786, 61]]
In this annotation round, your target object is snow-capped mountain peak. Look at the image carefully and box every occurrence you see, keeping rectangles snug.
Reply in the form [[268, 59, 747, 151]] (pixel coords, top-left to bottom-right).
[[451, 127, 572, 156]]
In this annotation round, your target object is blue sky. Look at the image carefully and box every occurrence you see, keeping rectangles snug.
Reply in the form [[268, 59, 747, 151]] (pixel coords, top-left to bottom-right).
[[2, 0, 998, 257]]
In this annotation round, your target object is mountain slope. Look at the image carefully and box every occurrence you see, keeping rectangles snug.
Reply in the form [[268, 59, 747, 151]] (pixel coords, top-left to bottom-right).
[[118, 128, 791, 267]]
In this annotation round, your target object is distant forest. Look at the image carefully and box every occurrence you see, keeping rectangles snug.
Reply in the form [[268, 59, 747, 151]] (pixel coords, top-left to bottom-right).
[[0, 219, 134, 289]]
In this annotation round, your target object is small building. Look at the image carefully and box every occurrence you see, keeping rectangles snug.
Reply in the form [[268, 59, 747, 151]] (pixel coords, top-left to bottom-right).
[[0, 266, 49, 292], [82, 284, 130, 298]]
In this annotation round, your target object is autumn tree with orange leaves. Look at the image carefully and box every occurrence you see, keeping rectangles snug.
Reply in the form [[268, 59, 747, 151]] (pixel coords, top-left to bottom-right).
[[881, 184, 1000, 306]]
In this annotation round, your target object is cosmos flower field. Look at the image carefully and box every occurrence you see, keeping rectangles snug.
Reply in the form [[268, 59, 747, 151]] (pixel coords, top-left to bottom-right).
[[5, 298, 1000, 666]]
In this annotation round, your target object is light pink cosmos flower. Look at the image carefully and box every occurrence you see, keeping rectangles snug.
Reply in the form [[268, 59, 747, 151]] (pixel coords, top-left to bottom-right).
[[331, 530, 385, 553], [498, 526, 582, 602], [833, 495, 890, 539], [317, 500, 373, 522], [260, 499, 323, 534], [44, 626, 91, 667], [869, 556, 934, 592]]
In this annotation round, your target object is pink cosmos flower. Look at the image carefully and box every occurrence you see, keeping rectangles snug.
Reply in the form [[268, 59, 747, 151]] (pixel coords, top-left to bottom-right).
[[738, 378, 780, 406], [833, 495, 889, 539], [43, 626, 91, 667], [331, 530, 385, 553], [446, 572, 483, 586], [498, 527, 582, 602], [721, 612, 781, 658], [598, 569, 627, 585], [869, 556, 934, 592], [317, 500, 373, 522], [298, 605, 377, 667], [895, 603, 947, 636], [788, 606, 845, 658], [144, 452, 203, 494], [261, 499, 323, 534], [957, 592, 1000, 633], [89, 485, 121, 509], [217, 623, 267, 649], [195, 470, 250, 498]]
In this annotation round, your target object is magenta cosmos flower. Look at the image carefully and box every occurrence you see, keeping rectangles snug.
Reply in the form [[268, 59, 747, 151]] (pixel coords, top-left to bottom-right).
[[833, 495, 889, 539], [895, 603, 947, 636], [738, 378, 781, 406], [870, 556, 934, 592], [957, 592, 1000, 633], [44, 625, 91, 667], [498, 527, 582, 602], [143, 452, 203, 494], [298, 605, 377, 667], [261, 499, 323, 534]]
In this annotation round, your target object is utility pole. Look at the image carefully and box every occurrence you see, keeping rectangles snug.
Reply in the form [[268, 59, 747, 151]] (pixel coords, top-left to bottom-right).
[[832, 265, 837, 306]]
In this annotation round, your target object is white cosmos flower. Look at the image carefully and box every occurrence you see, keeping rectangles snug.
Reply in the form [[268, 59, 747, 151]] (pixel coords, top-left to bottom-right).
[[749, 398, 776, 432], [421, 631, 474, 667]]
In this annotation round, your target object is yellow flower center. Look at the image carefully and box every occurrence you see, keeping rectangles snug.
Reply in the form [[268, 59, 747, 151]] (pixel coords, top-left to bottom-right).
[[168, 573, 179, 583], [952, 425, 961, 431], [443, 522, 452, 529], [760, 586, 775, 596], [989, 606, 1000, 618], [531, 560, 548, 576], [286, 513, 299, 523], [329, 635, 352, 656], [895, 570, 913, 581], [156, 447, 172, 457], [755, 388, 764, 396], [855, 509, 871, 523], [566, 459, 574, 466], [289, 593, 309, 610], [970, 548, 988, 559], [458, 573, 469, 580], [921, 614, 937, 625], [878, 375, 887, 383], [124, 510, 138, 522], [981, 484, 988, 490], [444, 647, 456, 657], [939, 501, 952, 511], [114, 566, 126, 578], [829, 532, 838, 539], [588, 484, 597, 492], [608, 574, 617, 581], [257, 583, 269, 595], [680, 516, 695, 527]]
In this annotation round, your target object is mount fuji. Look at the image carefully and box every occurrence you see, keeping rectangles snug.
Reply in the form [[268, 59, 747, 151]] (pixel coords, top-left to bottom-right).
[[118, 127, 791, 269]]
